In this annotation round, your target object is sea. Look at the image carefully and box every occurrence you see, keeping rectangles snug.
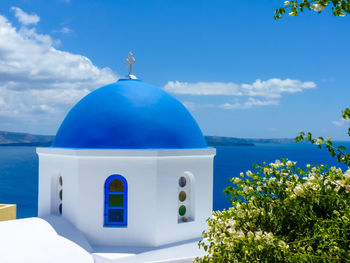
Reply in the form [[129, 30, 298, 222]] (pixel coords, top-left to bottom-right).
[[0, 142, 349, 219]]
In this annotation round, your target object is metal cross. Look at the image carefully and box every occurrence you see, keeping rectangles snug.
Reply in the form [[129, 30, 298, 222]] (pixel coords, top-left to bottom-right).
[[125, 52, 136, 78]]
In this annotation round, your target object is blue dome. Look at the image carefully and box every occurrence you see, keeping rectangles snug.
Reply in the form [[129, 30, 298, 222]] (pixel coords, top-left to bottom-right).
[[52, 79, 207, 149]]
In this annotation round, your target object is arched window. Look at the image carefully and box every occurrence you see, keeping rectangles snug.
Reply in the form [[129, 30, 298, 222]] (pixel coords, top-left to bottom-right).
[[104, 175, 128, 227]]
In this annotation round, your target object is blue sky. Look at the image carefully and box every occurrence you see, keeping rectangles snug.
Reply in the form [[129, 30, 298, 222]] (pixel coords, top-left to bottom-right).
[[0, 0, 349, 140]]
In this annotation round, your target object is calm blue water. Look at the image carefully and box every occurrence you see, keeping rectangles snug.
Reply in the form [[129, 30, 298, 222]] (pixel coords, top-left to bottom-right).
[[0, 143, 349, 218]]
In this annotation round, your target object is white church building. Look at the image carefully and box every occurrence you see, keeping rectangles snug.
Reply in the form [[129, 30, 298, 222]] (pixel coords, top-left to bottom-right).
[[0, 54, 216, 262]]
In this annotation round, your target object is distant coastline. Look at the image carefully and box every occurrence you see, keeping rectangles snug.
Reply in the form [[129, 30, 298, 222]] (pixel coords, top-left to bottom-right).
[[0, 130, 299, 147], [0, 131, 53, 147], [205, 136, 295, 146]]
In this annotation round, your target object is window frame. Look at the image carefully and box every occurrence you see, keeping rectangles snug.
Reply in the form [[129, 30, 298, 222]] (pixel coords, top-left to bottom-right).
[[104, 174, 128, 227]]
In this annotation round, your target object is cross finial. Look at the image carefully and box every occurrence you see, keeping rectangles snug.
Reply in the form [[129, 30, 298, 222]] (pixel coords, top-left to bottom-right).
[[125, 52, 136, 79]]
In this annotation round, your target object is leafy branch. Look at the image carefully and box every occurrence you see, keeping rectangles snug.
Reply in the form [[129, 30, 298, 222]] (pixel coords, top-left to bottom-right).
[[295, 108, 350, 166], [274, 0, 350, 19]]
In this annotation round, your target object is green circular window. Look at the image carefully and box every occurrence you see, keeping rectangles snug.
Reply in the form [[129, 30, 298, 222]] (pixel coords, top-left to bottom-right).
[[179, 191, 186, 202], [178, 177, 187, 187], [59, 190, 62, 200], [179, 205, 186, 216]]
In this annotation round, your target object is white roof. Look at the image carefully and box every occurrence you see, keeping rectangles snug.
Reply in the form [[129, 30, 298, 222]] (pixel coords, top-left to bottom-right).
[[0, 218, 93, 263], [0, 217, 207, 263]]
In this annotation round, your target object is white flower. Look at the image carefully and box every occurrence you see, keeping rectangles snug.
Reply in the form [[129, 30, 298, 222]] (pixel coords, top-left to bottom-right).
[[286, 160, 293, 168], [257, 186, 262, 191], [235, 231, 245, 239], [346, 185, 350, 192], [263, 167, 272, 175], [289, 11, 297, 16], [234, 177, 241, 183], [312, 3, 326, 12], [294, 186, 304, 196], [240, 172, 244, 177], [247, 231, 254, 239], [278, 240, 287, 248], [269, 177, 276, 183], [344, 168, 350, 178], [316, 138, 323, 145], [265, 232, 274, 245], [246, 170, 253, 176], [284, 1, 291, 5]]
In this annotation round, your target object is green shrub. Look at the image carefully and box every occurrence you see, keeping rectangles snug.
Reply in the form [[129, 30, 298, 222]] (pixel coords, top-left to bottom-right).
[[195, 108, 350, 262], [196, 159, 350, 262]]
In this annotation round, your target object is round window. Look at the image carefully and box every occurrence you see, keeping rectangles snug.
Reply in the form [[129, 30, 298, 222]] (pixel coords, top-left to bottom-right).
[[178, 176, 187, 187], [59, 176, 63, 186], [179, 191, 186, 202], [179, 205, 186, 216]]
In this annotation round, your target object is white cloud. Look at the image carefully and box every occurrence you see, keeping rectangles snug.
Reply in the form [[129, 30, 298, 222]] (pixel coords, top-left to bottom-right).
[[219, 98, 279, 110], [0, 10, 117, 128], [53, 27, 72, 34], [165, 81, 242, 96], [11, 7, 40, 25], [182, 101, 215, 110], [164, 79, 316, 98], [164, 78, 315, 110], [332, 118, 350, 127]]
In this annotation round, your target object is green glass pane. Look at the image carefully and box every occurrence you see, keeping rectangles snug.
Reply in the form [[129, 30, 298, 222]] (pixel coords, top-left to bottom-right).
[[179, 205, 186, 216], [109, 194, 124, 207], [59, 190, 62, 200], [109, 179, 124, 192]]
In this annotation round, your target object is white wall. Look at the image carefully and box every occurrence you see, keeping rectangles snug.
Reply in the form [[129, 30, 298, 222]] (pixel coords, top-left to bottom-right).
[[37, 148, 215, 248], [76, 156, 158, 247]]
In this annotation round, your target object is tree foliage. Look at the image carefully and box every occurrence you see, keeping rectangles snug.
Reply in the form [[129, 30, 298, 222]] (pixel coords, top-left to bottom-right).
[[274, 0, 350, 19]]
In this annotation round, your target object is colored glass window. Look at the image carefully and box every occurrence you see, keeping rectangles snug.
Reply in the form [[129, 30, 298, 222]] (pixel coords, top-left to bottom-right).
[[109, 179, 124, 192], [179, 177, 186, 187], [104, 175, 127, 227], [179, 191, 186, 202], [179, 205, 186, 216], [109, 194, 124, 207], [108, 209, 124, 222]]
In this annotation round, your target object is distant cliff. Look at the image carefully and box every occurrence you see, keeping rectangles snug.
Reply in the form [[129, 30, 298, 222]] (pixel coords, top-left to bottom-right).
[[0, 131, 53, 146], [0, 130, 295, 147]]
